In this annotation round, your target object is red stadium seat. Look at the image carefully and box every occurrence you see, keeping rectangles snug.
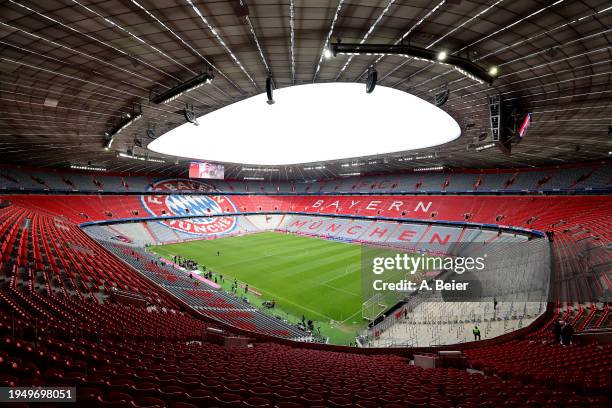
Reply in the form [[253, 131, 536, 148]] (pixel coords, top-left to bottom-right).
[[131, 396, 166, 408], [170, 403, 198, 408], [243, 396, 273, 407], [184, 389, 214, 405], [275, 403, 305, 408], [215, 392, 243, 407], [355, 401, 379, 408], [96, 392, 133, 408], [0, 165, 609, 408], [76, 386, 102, 406], [327, 396, 352, 407]]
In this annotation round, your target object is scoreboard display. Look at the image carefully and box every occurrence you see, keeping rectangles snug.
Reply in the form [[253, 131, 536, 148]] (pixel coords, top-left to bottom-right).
[[188, 162, 224, 179]]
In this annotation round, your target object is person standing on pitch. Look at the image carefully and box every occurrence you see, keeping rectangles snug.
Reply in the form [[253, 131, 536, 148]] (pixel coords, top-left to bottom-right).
[[473, 326, 481, 341]]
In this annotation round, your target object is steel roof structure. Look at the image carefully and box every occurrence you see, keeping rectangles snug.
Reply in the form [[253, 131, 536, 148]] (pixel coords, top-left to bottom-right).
[[0, 0, 610, 180]]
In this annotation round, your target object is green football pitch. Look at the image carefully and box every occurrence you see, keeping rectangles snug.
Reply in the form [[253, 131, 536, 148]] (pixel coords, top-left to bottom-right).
[[151, 232, 364, 322], [149, 231, 429, 344]]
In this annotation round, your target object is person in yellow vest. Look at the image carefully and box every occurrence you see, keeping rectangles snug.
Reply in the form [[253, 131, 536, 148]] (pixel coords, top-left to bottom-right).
[[473, 326, 481, 340]]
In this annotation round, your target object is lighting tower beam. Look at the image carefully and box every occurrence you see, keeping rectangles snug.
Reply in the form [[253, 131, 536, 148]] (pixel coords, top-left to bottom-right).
[[330, 42, 494, 85], [150, 71, 214, 104]]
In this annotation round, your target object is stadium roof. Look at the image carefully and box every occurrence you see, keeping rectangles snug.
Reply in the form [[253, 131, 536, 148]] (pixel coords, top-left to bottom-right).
[[0, 0, 610, 180], [148, 83, 462, 165]]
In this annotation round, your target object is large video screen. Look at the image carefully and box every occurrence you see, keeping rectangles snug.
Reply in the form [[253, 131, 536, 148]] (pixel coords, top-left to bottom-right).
[[188, 162, 224, 179]]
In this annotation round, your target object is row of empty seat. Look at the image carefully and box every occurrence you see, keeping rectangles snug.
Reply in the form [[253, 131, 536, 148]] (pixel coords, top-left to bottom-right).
[[279, 215, 526, 251], [6, 194, 610, 235], [101, 242, 307, 340], [84, 215, 284, 246], [1, 163, 609, 193], [366, 236, 551, 346], [1, 296, 610, 407], [466, 340, 611, 396], [0, 190, 609, 406], [0, 205, 175, 307], [6, 194, 608, 303]]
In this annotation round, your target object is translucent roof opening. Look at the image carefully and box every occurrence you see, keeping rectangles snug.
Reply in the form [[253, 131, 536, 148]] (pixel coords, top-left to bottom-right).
[[148, 83, 461, 165]]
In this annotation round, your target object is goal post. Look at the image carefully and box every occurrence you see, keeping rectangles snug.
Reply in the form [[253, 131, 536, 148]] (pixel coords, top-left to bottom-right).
[[361, 286, 409, 321], [361, 293, 388, 321]]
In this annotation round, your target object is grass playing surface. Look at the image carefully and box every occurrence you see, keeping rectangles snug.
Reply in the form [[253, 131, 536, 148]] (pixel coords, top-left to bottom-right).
[[150, 231, 431, 344], [151, 232, 364, 323]]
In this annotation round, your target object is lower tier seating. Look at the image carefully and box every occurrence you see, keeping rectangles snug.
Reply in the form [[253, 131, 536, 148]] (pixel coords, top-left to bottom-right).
[[465, 340, 611, 397], [0, 206, 176, 308], [102, 242, 308, 340], [0, 297, 610, 408]]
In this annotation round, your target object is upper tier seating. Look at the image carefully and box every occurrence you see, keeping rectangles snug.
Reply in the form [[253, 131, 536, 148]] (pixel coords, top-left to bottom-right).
[[1, 163, 610, 193], [5, 194, 610, 232], [5, 194, 610, 304]]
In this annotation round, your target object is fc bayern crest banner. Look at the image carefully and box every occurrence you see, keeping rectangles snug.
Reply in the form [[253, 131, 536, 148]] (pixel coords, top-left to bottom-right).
[[141, 179, 237, 236], [189, 162, 224, 179]]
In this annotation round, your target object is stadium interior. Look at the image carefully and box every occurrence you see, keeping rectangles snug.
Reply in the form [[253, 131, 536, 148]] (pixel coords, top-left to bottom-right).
[[0, 0, 611, 407]]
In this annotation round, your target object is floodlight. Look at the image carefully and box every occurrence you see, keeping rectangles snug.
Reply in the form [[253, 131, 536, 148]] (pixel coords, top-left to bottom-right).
[[366, 67, 377, 94], [184, 104, 198, 126], [433, 88, 450, 107], [104, 137, 113, 151], [266, 77, 275, 105]]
